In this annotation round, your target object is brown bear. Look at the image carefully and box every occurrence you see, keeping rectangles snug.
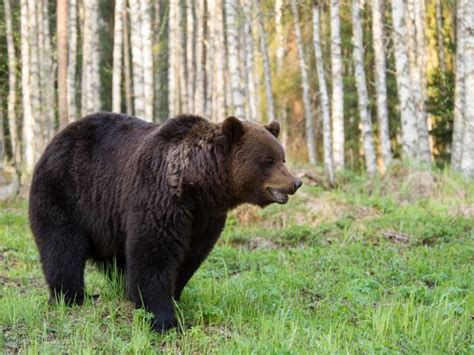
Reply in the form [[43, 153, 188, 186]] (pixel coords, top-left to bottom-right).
[[29, 112, 302, 332]]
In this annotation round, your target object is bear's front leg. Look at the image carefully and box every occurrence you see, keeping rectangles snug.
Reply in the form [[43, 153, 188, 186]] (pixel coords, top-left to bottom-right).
[[125, 209, 191, 332]]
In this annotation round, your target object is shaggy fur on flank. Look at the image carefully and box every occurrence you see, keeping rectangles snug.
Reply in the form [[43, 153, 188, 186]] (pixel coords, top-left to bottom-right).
[[29, 112, 301, 332]]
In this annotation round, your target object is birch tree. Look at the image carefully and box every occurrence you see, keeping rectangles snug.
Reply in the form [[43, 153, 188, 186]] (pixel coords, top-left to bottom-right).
[[168, 0, 179, 116], [81, 0, 101, 116], [57, 0, 69, 127], [291, 0, 316, 164], [390, 0, 419, 162], [4, 0, 19, 166], [452, 0, 467, 170], [129, 0, 145, 117], [20, 0, 35, 171], [242, 0, 258, 122], [226, 0, 245, 118], [186, 0, 196, 113], [461, 37, 474, 177], [352, 0, 377, 174], [371, 0, 392, 170], [141, 0, 154, 120], [67, 0, 78, 122], [112, 0, 125, 113], [255, 1, 275, 123], [123, 4, 133, 115], [330, 0, 345, 171], [213, 0, 226, 121], [194, 0, 206, 116], [313, 3, 334, 183], [275, 0, 285, 74]]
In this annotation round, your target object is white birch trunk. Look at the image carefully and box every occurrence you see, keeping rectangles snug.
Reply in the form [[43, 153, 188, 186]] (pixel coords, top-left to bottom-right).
[[4, 0, 19, 165], [112, 0, 125, 113], [291, 0, 316, 164], [178, 1, 188, 114], [141, 0, 154, 121], [275, 0, 284, 73], [28, 0, 41, 153], [452, 0, 466, 170], [330, 0, 345, 171], [129, 0, 145, 117], [205, 0, 215, 119], [313, 4, 334, 183], [460, 7, 474, 177], [20, 0, 35, 172], [194, 0, 206, 116], [242, 2, 258, 122], [213, 0, 225, 121], [371, 0, 392, 170], [168, 0, 179, 116], [123, 5, 133, 115], [57, 0, 69, 128], [225, 0, 245, 118], [67, 0, 78, 122], [390, 0, 419, 162], [255, 1, 275, 123], [352, 0, 377, 174], [186, 0, 196, 113]]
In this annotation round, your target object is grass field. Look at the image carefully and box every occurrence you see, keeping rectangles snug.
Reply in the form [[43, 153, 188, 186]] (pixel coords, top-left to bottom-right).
[[1, 167, 473, 353]]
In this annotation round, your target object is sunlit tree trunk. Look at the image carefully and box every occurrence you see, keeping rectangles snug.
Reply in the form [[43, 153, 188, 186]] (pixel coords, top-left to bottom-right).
[[129, 0, 145, 117], [213, 0, 226, 121], [452, 0, 467, 170], [461, 40, 474, 177], [313, 4, 334, 184], [20, 0, 35, 172], [67, 0, 78, 122], [371, 0, 392, 171], [390, 0, 419, 162], [275, 0, 284, 73], [255, 1, 275, 123], [330, 0, 345, 171], [168, 0, 179, 116], [242, 3, 258, 122], [352, 0, 377, 174], [28, 0, 41, 152], [205, 0, 214, 119], [112, 0, 125, 113], [178, 1, 188, 114], [4, 0, 19, 166], [57, 0, 68, 127], [123, 4, 133, 115], [194, 0, 206, 116], [141, 0, 154, 121], [186, 0, 196, 113], [291, 0, 316, 164]]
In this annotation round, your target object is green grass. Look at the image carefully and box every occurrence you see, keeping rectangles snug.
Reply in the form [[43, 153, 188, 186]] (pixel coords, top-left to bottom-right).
[[1, 169, 473, 353]]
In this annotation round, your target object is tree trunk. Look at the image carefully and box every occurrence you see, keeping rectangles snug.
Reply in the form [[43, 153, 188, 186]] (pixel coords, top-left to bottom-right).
[[3, 0, 19, 166], [371, 0, 392, 171], [242, 0, 258, 122], [129, 0, 145, 117], [255, 1, 275, 123], [461, 38, 474, 177], [275, 0, 285, 73], [28, 0, 41, 154], [67, 0, 78, 122], [452, 0, 467, 170], [213, 0, 226, 121], [141, 0, 154, 121], [225, 0, 245, 118], [330, 0, 345, 171], [168, 0, 179, 116], [186, 0, 196, 113], [205, 0, 215, 119], [20, 0, 35, 172], [352, 0, 377, 174], [112, 0, 125, 112], [390, 0, 419, 162], [123, 3, 133, 115], [291, 0, 316, 164], [194, 0, 206, 116], [313, 4, 334, 183], [57, 0, 69, 127]]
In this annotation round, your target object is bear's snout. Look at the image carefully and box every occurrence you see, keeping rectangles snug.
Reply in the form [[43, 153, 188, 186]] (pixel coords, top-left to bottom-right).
[[293, 179, 303, 192]]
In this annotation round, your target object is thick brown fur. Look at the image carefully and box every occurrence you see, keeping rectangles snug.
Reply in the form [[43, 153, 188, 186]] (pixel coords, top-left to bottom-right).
[[29, 112, 301, 332]]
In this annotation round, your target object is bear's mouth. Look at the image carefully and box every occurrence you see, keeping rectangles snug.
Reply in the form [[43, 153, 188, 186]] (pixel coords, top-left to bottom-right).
[[267, 188, 289, 204]]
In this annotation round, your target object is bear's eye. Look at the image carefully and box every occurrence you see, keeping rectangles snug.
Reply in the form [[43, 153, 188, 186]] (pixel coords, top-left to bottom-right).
[[263, 157, 276, 167]]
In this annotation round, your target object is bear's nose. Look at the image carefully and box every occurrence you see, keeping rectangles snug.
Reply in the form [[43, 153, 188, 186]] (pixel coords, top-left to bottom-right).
[[294, 179, 303, 191]]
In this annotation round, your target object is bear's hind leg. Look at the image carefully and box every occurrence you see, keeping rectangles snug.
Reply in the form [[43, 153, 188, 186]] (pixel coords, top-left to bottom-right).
[[36, 224, 89, 306]]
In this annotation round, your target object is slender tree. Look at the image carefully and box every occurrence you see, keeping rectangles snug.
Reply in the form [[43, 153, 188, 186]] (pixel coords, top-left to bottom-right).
[[390, 0, 419, 162], [194, 0, 206, 116], [275, 0, 285, 73], [371, 0, 392, 170], [67, 0, 78, 122], [242, 0, 258, 122], [330, 0, 345, 171], [352, 0, 377, 174], [461, 38, 474, 177], [255, 1, 275, 123], [129, 0, 145, 117], [57, 0, 69, 127], [112, 0, 125, 113], [186, 0, 196, 113], [123, 3, 133, 115], [4, 0, 19, 166], [213, 0, 226, 121], [141, 0, 154, 120], [168, 0, 178, 116], [291, 0, 316, 164], [313, 3, 334, 183]]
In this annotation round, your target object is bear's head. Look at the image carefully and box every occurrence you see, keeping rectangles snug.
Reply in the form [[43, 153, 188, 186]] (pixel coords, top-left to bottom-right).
[[222, 116, 302, 207]]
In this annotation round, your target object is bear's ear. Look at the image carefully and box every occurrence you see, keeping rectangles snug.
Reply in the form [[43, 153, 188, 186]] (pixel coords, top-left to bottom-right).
[[265, 121, 280, 138], [222, 116, 244, 143]]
